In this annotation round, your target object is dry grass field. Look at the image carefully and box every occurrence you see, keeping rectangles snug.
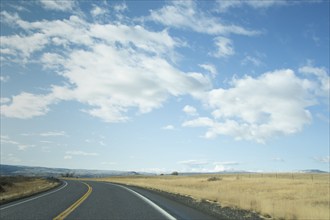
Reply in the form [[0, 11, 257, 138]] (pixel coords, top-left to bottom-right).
[[94, 173, 329, 220], [0, 176, 60, 204]]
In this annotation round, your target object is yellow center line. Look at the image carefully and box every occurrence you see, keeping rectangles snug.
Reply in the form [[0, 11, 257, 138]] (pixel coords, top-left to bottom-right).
[[53, 182, 92, 220]]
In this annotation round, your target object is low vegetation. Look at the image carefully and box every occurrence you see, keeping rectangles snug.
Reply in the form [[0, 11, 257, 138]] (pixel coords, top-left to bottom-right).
[[0, 176, 60, 204], [95, 173, 329, 220]]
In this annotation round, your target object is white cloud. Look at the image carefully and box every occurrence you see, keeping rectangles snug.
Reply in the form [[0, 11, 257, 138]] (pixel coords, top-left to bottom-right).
[[147, 1, 260, 36], [241, 55, 263, 67], [1, 92, 57, 119], [64, 155, 72, 160], [214, 161, 240, 166], [216, 0, 290, 12], [178, 159, 209, 166], [211, 36, 234, 58], [182, 117, 214, 127], [40, 140, 53, 144], [63, 46, 210, 122], [1, 11, 211, 122], [41, 53, 65, 69], [0, 135, 34, 151], [0, 97, 10, 104], [1, 13, 92, 61], [65, 151, 99, 156], [39, 0, 76, 12], [162, 125, 175, 130], [183, 69, 319, 143], [40, 131, 67, 137], [91, 5, 106, 17], [182, 105, 198, 116], [0, 76, 9, 82], [113, 2, 128, 12], [313, 156, 330, 163], [1, 135, 19, 145], [299, 65, 329, 97], [88, 23, 180, 55], [178, 159, 240, 172], [99, 141, 106, 146], [272, 157, 285, 162], [101, 161, 117, 165], [1, 153, 21, 164], [199, 64, 217, 78], [0, 33, 48, 61], [1, 6, 327, 146]]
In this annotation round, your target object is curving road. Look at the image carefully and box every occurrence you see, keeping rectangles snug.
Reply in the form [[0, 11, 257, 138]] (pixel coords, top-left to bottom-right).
[[0, 179, 217, 220]]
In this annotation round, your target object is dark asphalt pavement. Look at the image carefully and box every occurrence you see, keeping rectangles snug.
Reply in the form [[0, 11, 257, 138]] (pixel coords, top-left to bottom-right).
[[0, 180, 87, 219], [0, 180, 217, 220]]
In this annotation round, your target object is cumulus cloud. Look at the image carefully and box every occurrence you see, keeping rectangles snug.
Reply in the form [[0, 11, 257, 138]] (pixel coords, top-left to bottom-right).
[[178, 159, 240, 172], [216, 0, 290, 12], [113, 2, 128, 12], [91, 5, 106, 17], [147, 1, 260, 36], [1, 4, 327, 144], [299, 65, 329, 97], [211, 36, 235, 58], [162, 125, 175, 130], [0, 33, 48, 61], [1, 92, 56, 119], [199, 64, 217, 78], [0, 10, 211, 122], [182, 105, 198, 116], [0, 97, 10, 104], [39, 0, 76, 12], [183, 69, 319, 143]]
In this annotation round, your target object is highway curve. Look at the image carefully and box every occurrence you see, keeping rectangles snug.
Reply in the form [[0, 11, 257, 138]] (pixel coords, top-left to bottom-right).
[[0, 179, 217, 220]]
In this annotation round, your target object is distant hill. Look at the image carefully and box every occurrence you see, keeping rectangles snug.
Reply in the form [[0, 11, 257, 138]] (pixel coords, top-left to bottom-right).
[[0, 164, 151, 177], [299, 169, 328, 174]]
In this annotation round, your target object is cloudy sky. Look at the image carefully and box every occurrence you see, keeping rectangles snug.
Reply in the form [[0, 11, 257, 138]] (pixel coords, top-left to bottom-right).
[[1, 0, 329, 173]]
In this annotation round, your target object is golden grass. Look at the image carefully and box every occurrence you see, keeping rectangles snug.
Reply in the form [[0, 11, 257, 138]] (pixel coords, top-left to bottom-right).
[[91, 173, 329, 220], [0, 176, 59, 204]]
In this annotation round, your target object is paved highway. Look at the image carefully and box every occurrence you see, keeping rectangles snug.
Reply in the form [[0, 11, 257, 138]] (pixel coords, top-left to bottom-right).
[[0, 179, 217, 220]]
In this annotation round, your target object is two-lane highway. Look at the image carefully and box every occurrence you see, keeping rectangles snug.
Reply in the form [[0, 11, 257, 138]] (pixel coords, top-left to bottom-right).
[[0, 179, 217, 220]]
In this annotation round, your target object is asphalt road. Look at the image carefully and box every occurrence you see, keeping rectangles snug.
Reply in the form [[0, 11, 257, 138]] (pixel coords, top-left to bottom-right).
[[0, 179, 217, 220]]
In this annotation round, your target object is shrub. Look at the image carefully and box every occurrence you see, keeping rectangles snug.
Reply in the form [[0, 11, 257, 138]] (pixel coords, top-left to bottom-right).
[[207, 176, 222, 182]]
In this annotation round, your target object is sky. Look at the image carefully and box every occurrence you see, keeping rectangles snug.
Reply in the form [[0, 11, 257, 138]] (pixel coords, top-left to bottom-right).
[[0, 0, 329, 173]]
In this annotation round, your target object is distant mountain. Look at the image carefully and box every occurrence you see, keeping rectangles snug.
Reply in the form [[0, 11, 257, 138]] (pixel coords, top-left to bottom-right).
[[299, 169, 328, 173], [0, 164, 152, 177]]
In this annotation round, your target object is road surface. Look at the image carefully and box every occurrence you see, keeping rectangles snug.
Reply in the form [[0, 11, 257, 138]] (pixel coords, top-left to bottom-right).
[[0, 179, 217, 220]]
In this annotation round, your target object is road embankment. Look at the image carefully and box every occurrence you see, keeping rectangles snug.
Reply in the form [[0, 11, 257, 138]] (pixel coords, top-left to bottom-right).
[[0, 176, 61, 205]]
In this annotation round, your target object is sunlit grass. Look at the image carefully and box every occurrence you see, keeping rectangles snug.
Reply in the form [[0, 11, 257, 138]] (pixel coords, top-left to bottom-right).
[[93, 173, 329, 220], [0, 176, 59, 204]]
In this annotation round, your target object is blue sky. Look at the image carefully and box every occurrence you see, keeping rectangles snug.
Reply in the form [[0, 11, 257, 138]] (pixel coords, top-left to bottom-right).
[[1, 0, 329, 173]]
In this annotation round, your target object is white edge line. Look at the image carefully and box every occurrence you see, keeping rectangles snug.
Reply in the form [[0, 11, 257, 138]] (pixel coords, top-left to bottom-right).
[[0, 180, 68, 210], [107, 183, 177, 220]]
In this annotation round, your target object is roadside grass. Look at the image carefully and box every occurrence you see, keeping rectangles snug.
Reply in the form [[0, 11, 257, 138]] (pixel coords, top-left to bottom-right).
[[0, 176, 60, 204], [93, 173, 329, 220]]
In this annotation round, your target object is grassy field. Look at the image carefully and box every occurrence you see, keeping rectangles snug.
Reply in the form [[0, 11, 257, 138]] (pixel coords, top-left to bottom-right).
[[0, 176, 60, 204], [92, 173, 329, 220]]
